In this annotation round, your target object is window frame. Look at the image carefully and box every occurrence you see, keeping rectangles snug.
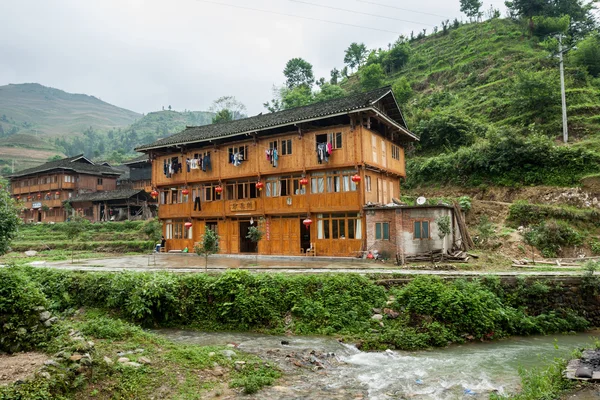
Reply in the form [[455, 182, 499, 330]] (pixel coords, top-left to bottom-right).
[[413, 220, 430, 240], [375, 222, 390, 240]]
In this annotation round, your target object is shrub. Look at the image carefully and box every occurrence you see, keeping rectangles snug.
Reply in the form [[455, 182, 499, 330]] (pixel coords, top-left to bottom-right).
[[392, 77, 412, 105], [414, 111, 481, 151], [360, 63, 385, 91], [572, 32, 600, 77], [522, 220, 584, 258], [0, 267, 51, 353]]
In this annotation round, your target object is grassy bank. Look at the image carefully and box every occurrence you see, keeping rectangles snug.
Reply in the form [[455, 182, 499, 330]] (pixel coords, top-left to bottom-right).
[[15, 267, 592, 350]]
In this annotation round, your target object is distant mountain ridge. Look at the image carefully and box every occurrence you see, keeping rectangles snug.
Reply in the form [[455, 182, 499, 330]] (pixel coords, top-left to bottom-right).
[[0, 83, 141, 137], [0, 83, 213, 175]]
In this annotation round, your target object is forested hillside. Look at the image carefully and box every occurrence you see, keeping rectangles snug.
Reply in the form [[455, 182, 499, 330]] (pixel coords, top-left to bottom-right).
[[52, 110, 214, 164], [264, 2, 599, 189]]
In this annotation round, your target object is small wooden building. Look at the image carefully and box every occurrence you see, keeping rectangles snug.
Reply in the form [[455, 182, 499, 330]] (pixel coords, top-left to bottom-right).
[[136, 86, 418, 256], [8, 155, 121, 223]]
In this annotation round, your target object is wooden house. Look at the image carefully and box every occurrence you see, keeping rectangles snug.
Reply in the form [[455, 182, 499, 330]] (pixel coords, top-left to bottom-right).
[[8, 155, 121, 223], [136, 86, 418, 256]]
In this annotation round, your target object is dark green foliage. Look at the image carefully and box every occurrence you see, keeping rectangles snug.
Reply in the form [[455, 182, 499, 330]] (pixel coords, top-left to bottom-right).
[[572, 32, 600, 77], [460, 0, 483, 18], [195, 228, 219, 270], [406, 132, 600, 187], [531, 15, 570, 36], [344, 42, 368, 70], [509, 70, 560, 124], [414, 112, 481, 151], [392, 77, 412, 105], [212, 109, 233, 124], [283, 57, 315, 89], [0, 178, 21, 255], [359, 64, 385, 91], [0, 267, 50, 353], [522, 220, 584, 257]]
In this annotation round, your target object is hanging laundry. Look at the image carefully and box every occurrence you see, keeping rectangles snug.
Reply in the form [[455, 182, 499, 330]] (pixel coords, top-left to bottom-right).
[[233, 152, 243, 167], [265, 149, 271, 161], [272, 148, 278, 167], [317, 143, 329, 164], [205, 153, 212, 171], [327, 142, 332, 155], [194, 196, 201, 211], [186, 158, 191, 172]]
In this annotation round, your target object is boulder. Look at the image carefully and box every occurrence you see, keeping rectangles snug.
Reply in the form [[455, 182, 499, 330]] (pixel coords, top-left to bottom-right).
[[44, 317, 58, 327], [24, 250, 38, 257], [117, 357, 130, 363], [69, 353, 83, 362], [39, 311, 51, 322], [383, 308, 400, 319], [221, 350, 236, 359], [371, 314, 383, 321], [124, 362, 142, 368], [575, 367, 593, 379], [138, 357, 152, 365]]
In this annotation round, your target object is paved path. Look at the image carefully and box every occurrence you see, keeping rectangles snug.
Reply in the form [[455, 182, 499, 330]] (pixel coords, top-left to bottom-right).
[[24, 254, 589, 277]]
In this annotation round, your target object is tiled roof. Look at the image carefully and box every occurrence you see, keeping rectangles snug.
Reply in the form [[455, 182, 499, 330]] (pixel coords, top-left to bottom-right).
[[122, 154, 149, 165], [136, 86, 416, 151], [9, 154, 122, 179], [68, 189, 149, 203]]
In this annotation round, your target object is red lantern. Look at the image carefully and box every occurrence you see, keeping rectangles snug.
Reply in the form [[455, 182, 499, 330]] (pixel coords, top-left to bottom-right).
[[37, 194, 41, 198], [150, 190, 159, 199], [27, 196, 31, 200], [184, 222, 193, 228], [299, 177, 309, 187], [256, 181, 264, 191], [55, 191, 60, 195], [367, 252, 374, 259], [182, 189, 190, 195], [16, 196, 21, 200], [303, 218, 312, 228], [215, 186, 223, 195], [351, 174, 361, 184]]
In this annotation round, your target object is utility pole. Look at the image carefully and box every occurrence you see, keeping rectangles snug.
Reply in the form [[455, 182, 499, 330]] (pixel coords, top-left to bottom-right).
[[558, 34, 568, 143]]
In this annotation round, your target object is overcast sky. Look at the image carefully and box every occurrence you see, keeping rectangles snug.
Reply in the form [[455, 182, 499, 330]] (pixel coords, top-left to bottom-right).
[[1, 0, 507, 115]]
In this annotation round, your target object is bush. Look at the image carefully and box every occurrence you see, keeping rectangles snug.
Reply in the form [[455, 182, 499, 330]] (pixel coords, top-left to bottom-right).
[[392, 77, 412, 105], [523, 220, 584, 258], [360, 63, 385, 91], [508, 200, 600, 227], [406, 131, 600, 187], [572, 32, 600, 77], [414, 111, 481, 151], [0, 267, 51, 353]]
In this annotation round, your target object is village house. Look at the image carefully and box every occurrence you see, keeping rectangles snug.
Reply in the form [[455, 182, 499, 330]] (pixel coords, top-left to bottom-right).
[[8, 155, 121, 223], [136, 86, 460, 258]]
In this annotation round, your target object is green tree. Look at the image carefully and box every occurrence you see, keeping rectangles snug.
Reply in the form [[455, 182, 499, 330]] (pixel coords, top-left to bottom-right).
[[330, 68, 340, 85], [509, 70, 560, 124], [212, 109, 233, 124], [359, 64, 385, 91], [460, 0, 483, 19], [572, 32, 600, 77], [415, 112, 479, 151], [195, 228, 219, 271], [209, 96, 247, 121], [246, 225, 264, 263], [314, 83, 346, 103], [344, 42, 368, 71], [63, 214, 89, 263], [384, 41, 411, 73], [283, 58, 315, 89], [392, 77, 413, 105], [0, 179, 21, 256]]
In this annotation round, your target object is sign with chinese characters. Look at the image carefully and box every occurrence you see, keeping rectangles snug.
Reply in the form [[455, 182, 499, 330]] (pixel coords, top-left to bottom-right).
[[229, 200, 256, 212], [32, 202, 42, 209]]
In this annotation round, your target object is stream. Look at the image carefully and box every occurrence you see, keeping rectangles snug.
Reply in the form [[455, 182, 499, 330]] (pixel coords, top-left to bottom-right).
[[156, 329, 600, 399]]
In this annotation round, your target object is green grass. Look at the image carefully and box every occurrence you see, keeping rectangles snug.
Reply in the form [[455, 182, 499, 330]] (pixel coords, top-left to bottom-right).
[[0, 309, 281, 399]]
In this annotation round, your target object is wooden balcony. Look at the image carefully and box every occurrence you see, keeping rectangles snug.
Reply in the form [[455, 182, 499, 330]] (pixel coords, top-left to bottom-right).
[[308, 191, 360, 212], [21, 199, 63, 209], [191, 200, 225, 218]]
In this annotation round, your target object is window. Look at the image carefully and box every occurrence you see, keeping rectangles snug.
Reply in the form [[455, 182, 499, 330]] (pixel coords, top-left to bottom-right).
[[392, 145, 401, 160], [381, 140, 387, 166], [206, 221, 218, 234], [165, 220, 192, 240], [225, 181, 257, 200], [315, 132, 343, 149], [97, 178, 103, 185], [317, 213, 362, 240], [228, 145, 248, 163], [375, 222, 390, 240], [65, 176, 75, 183], [54, 192, 60, 200], [268, 140, 278, 151], [414, 221, 430, 239], [267, 176, 304, 196], [366, 176, 372, 192], [281, 139, 292, 155], [315, 171, 357, 194]]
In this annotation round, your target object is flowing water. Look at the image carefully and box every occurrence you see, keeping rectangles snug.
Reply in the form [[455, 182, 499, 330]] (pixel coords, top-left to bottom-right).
[[156, 329, 600, 399]]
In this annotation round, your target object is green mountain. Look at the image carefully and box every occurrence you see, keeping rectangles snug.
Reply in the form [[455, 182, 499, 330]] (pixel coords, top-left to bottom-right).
[[0, 83, 214, 173], [0, 83, 141, 137]]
